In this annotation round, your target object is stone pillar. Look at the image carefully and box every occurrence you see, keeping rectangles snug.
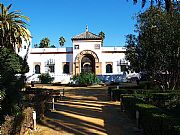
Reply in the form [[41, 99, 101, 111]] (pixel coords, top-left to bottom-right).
[[95, 62, 102, 75], [73, 62, 80, 75]]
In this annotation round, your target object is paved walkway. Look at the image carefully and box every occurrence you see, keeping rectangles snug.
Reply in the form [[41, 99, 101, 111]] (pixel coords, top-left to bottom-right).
[[36, 86, 144, 135]]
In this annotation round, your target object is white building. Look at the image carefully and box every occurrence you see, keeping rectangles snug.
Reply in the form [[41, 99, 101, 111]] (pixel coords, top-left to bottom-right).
[[19, 27, 130, 84]]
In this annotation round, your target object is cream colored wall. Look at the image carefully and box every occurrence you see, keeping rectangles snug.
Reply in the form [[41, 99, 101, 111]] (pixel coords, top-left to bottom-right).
[[25, 40, 128, 83], [26, 48, 73, 83]]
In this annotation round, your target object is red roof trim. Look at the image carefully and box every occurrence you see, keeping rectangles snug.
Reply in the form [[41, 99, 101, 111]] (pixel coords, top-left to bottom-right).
[[30, 52, 73, 54], [102, 51, 125, 53]]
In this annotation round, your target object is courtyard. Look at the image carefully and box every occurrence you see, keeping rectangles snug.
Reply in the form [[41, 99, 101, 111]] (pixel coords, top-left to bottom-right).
[[30, 85, 143, 135]]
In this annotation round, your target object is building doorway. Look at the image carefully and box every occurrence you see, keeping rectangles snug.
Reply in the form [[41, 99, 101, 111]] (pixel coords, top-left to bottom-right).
[[81, 54, 95, 73]]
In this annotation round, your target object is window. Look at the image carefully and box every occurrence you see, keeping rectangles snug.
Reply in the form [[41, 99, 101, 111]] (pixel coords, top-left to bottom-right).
[[35, 65, 41, 74], [24, 45, 26, 49], [74, 45, 79, 49], [49, 65, 55, 73], [63, 63, 70, 74], [106, 64, 113, 73], [94, 44, 100, 49]]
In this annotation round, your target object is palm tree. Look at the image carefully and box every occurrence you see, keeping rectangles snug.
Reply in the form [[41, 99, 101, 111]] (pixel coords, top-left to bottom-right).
[[50, 45, 56, 48], [39, 37, 50, 48], [59, 36, 66, 47], [98, 31, 105, 46], [133, 0, 178, 13], [0, 3, 31, 51]]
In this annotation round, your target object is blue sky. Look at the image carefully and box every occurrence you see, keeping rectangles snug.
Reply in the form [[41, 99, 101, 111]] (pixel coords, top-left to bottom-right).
[[1, 0, 148, 47]]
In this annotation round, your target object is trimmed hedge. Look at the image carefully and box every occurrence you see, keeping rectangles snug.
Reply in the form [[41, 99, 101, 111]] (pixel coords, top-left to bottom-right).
[[121, 94, 145, 118], [121, 92, 180, 135], [121, 95, 136, 117], [109, 88, 135, 101], [136, 103, 180, 135], [149, 93, 179, 108], [112, 89, 133, 101]]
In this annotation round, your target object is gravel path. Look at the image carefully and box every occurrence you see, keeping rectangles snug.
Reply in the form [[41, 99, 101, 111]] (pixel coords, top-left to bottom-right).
[[35, 85, 144, 135]]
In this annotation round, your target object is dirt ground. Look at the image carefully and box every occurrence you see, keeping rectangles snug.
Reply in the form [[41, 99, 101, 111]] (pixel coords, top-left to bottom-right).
[[30, 84, 144, 135]]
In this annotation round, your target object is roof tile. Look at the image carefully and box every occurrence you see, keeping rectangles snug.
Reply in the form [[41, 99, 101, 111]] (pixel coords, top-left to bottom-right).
[[72, 31, 102, 40]]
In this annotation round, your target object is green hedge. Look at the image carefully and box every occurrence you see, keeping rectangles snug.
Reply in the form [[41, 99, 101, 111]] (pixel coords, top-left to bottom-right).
[[38, 73, 54, 84], [133, 91, 180, 109], [136, 103, 179, 135], [110, 89, 135, 101], [108, 89, 137, 101], [72, 72, 100, 86], [121, 94, 145, 118], [149, 93, 179, 108], [121, 95, 136, 117]]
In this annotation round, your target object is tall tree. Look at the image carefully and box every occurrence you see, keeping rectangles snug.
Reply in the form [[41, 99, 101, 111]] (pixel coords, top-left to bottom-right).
[[98, 31, 105, 46], [132, 0, 179, 13], [125, 34, 142, 73], [39, 37, 50, 48], [59, 36, 66, 47], [0, 3, 31, 50], [0, 3, 30, 121], [126, 7, 180, 90]]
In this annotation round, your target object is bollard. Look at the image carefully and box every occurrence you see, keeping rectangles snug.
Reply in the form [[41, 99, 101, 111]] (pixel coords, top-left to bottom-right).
[[32, 111, 36, 131], [31, 81, 34, 87], [62, 89, 65, 97], [136, 110, 140, 128], [52, 97, 55, 110]]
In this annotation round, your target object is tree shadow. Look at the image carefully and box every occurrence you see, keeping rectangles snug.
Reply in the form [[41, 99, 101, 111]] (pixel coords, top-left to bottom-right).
[[39, 86, 143, 135], [102, 104, 143, 135]]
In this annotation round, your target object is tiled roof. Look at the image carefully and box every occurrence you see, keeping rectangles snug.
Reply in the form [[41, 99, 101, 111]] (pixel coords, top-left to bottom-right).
[[72, 27, 102, 40], [72, 31, 101, 40]]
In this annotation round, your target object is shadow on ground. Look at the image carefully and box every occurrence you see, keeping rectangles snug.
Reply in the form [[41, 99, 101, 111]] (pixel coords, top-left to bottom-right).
[[38, 86, 143, 135]]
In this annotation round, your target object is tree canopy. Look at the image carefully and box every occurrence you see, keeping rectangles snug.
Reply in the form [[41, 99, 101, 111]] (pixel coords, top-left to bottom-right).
[[0, 3, 30, 120], [0, 3, 31, 51], [39, 37, 50, 48], [98, 31, 105, 46], [132, 0, 179, 13], [59, 36, 66, 47], [125, 7, 180, 90]]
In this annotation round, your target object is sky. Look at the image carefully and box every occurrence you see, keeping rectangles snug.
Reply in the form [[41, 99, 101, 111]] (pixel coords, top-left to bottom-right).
[[1, 0, 149, 47]]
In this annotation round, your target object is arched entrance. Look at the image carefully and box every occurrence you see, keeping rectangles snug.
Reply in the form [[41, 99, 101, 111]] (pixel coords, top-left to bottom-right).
[[74, 50, 102, 75], [81, 54, 95, 73]]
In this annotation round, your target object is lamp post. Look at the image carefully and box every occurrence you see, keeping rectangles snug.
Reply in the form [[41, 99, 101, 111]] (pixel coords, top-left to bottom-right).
[[32, 111, 36, 131]]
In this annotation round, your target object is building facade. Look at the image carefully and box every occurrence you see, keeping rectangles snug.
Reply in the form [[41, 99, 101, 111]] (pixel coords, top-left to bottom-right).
[[19, 27, 130, 84]]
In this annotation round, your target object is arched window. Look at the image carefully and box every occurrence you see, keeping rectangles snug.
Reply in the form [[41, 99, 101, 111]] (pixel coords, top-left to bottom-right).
[[63, 64, 69, 74], [106, 64, 112, 73], [35, 65, 41, 74]]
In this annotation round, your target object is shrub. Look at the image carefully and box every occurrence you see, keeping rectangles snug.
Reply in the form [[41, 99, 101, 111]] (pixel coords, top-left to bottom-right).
[[136, 103, 178, 135], [38, 73, 54, 84], [72, 72, 100, 86], [0, 48, 29, 120], [121, 94, 145, 117], [32, 91, 51, 120], [18, 107, 33, 135], [149, 93, 179, 108], [1, 115, 14, 135], [1, 107, 34, 135], [111, 89, 134, 101], [0, 88, 6, 118], [174, 126, 180, 135]]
